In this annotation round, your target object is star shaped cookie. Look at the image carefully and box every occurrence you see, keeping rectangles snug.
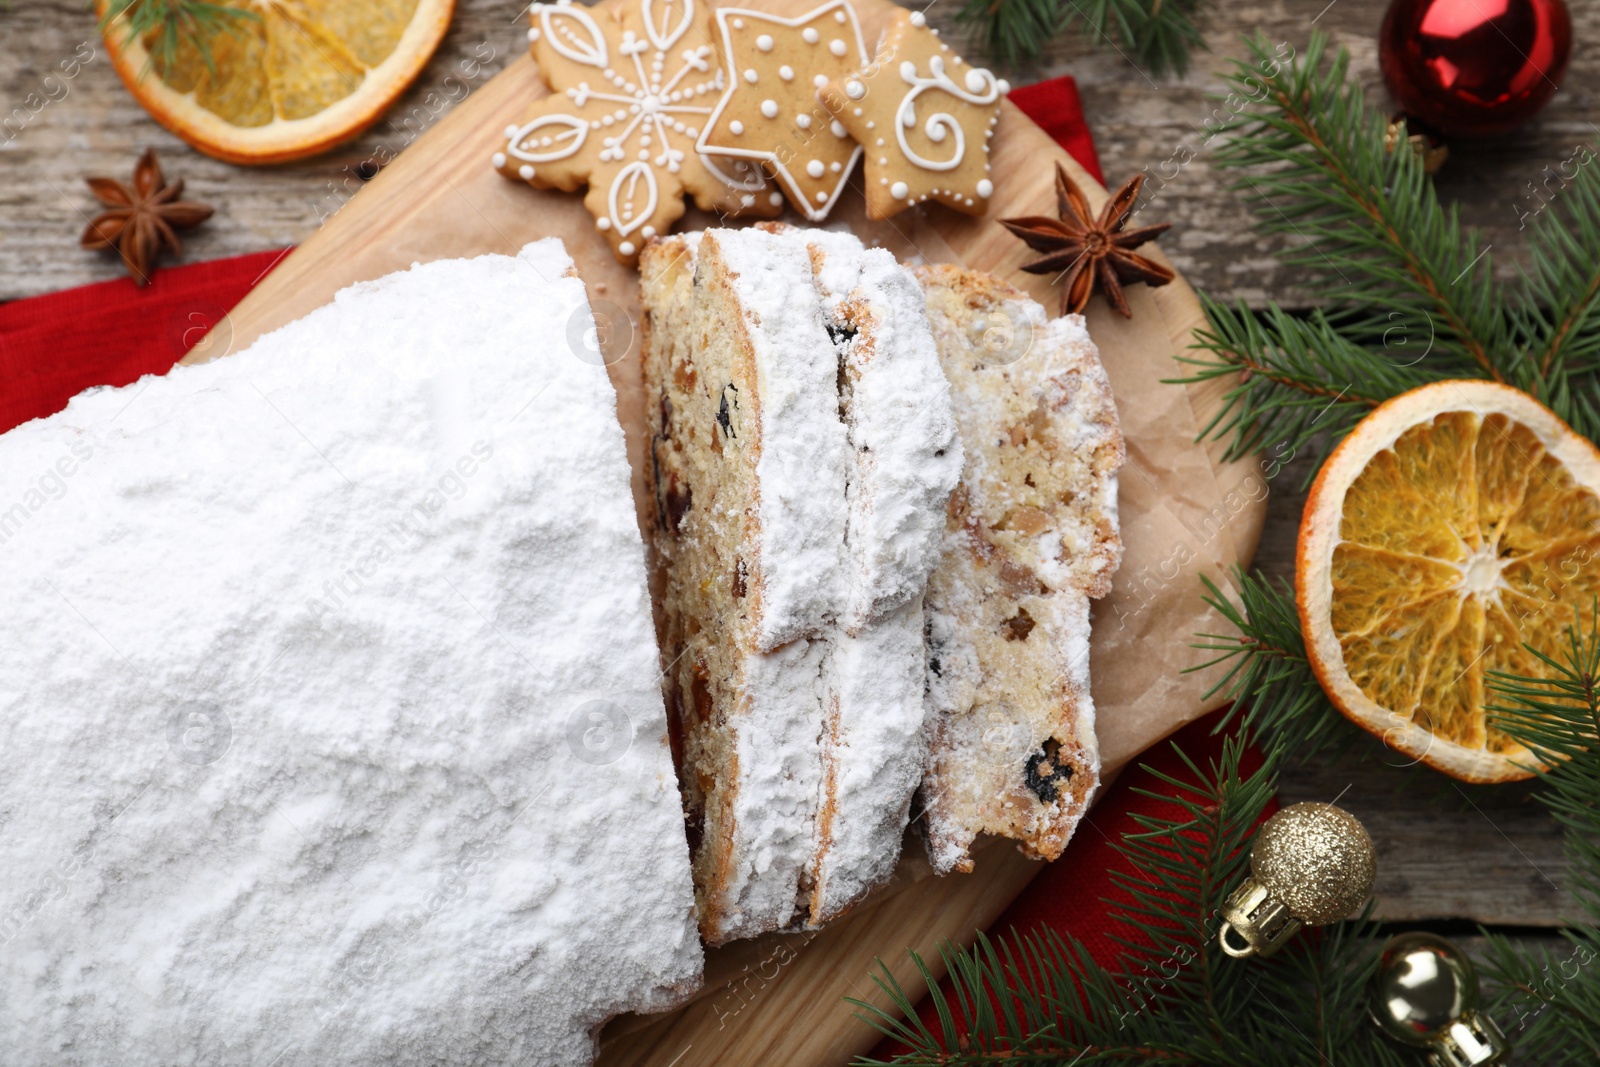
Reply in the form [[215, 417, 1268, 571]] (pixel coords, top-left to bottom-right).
[[820, 9, 1008, 220], [697, 0, 868, 220], [494, 0, 781, 265]]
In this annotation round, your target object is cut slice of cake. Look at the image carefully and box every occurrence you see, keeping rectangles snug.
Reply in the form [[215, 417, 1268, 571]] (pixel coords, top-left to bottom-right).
[[640, 227, 959, 940], [641, 228, 838, 943], [786, 225, 965, 630], [914, 264, 1124, 874], [0, 242, 701, 1066]]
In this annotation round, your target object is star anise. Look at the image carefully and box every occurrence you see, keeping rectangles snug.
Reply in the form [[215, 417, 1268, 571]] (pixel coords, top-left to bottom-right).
[[80, 148, 214, 286], [1000, 165, 1174, 319]]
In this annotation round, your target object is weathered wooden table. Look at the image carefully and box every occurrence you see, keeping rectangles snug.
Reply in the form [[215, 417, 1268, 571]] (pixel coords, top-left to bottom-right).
[[4, 0, 1590, 992]]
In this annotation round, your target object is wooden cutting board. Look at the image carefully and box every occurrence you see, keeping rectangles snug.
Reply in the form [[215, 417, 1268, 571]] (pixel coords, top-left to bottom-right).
[[198, 2, 1266, 1062]]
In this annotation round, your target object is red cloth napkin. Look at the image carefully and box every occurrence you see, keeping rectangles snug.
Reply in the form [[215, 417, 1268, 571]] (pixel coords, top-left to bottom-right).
[[0, 80, 1257, 1054], [0, 248, 289, 435], [1010, 76, 1104, 186]]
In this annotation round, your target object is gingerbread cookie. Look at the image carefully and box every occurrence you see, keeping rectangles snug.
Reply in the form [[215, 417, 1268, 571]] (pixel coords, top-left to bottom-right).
[[494, 0, 781, 264], [820, 9, 1008, 220], [696, 0, 868, 221]]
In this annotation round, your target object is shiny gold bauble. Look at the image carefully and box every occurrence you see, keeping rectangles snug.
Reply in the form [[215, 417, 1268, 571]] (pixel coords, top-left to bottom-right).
[[1251, 802, 1376, 925], [1370, 932, 1509, 1066]]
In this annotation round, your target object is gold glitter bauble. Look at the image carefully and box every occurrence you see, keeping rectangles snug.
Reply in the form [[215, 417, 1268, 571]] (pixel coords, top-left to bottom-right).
[[1251, 802, 1376, 925]]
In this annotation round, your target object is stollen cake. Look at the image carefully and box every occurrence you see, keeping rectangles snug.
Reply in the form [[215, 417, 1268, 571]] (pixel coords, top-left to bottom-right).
[[639, 226, 960, 941], [914, 265, 1124, 874], [0, 242, 701, 1066]]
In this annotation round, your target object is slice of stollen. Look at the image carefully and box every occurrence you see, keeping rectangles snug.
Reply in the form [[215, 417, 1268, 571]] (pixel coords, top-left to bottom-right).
[[914, 264, 1125, 874], [793, 226, 961, 925], [639, 227, 958, 940], [641, 229, 837, 943]]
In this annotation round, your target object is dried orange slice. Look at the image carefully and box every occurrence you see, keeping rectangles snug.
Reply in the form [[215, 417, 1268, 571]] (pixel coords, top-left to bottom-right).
[[1298, 380, 1600, 783], [98, 0, 453, 164]]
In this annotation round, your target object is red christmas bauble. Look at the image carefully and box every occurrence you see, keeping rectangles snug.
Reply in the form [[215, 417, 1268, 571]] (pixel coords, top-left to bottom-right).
[[1379, 0, 1572, 138]]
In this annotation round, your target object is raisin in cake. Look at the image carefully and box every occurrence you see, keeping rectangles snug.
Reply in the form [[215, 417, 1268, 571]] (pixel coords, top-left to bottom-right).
[[640, 227, 959, 941], [0, 242, 700, 1066], [914, 265, 1124, 874]]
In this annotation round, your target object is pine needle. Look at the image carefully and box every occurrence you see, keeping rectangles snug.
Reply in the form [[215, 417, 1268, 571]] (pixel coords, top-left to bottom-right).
[[954, 0, 1209, 77], [98, 0, 259, 79]]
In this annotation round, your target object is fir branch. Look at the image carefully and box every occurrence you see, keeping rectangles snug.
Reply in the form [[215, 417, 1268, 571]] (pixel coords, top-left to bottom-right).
[[1177, 32, 1600, 468], [1191, 569, 1354, 761], [955, 0, 1208, 77], [1176, 298, 1433, 473], [98, 0, 258, 78], [1211, 33, 1508, 381], [1477, 603, 1600, 1061], [1512, 160, 1600, 441]]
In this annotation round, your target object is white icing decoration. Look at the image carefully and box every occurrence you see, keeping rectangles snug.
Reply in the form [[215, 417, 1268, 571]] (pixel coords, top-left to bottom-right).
[[641, 0, 693, 51], [795, 114, 812, 128], [756, 33, 774, 50], [698, 0, 868, 221], [514, 3, 768, 238], [779, 64, 794, 80], [536, 1, 609, 68], [597, 216, 612, 229], [769, 190, 784, 205], [807, 160, 825, 177], [507, 114, 590, 164], [976, 178, 993, 197], [608, 160, 660, 237], [620, 240, 636, 255], [761, 99, 778, 118], [831, 120, 847, 136], [893, 54, 1002, 172], [844, 79, 864, 99], [909, 10, 926, 25], [527, 26, 540, 42], [829, 39, 847, 56], [730, 119, 745, 134], [519, 164, 536, 180], [891, 180, 908, 198], [491, 151, 507, 168]]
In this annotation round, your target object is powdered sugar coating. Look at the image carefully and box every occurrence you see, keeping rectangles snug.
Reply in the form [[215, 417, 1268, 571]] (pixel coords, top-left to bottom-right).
[[707, 229, 852, 651], [0, 242, 701, 1066], [808, 595, 928, 923], [719, 636, 828, 939], [803, 229, 963, 629]]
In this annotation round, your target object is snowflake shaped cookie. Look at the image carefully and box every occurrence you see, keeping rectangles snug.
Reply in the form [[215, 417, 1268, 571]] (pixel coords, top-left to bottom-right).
[[697, 0, 869, 220], [495, 0, 780, 264], [821, 9, 1008, 219]]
